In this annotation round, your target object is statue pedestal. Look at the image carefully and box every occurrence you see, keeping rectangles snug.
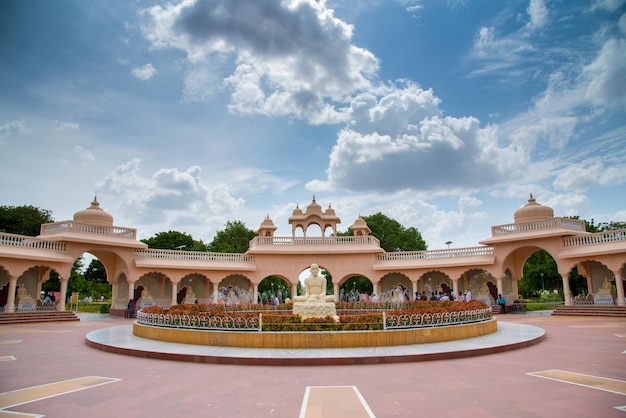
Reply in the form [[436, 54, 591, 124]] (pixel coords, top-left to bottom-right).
[[17, 296, 37, 311], [594, 291, 614, 305], [293, 301, 339, 322]]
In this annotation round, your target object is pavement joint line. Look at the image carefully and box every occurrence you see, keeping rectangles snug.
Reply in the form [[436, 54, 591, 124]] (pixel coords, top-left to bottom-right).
[[527, 369, 626, 396], [0, 356, 16, 362], [0, 376, 121, 410], [0, 341, 22, 345], [299, 386, 375, 418], [615, 334, 626, 337], [0, 410, 44, 417]]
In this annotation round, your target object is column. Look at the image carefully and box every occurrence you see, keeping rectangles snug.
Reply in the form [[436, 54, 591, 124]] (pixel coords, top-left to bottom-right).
[[373, 281, 380, 298], [111, 282, 118, 308], [333, 282, 339, 302], [6, 276, 17, 313], [59, 278, 68, 312], [586, 275, 593, 295], [291, 283, 297, 300], [128, 281, 135, 303], [561, 273, 572, 306], [171, 282, 178, 306], [615, 270, 625, 306], [512, 279, 519, 300], [253, 283, 259, 304], [213, 284, 219, 304], [496, 276, 504, 297]]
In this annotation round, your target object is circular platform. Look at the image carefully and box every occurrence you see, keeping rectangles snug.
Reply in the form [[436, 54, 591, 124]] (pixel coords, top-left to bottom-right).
[[85, 321, 545, 366]]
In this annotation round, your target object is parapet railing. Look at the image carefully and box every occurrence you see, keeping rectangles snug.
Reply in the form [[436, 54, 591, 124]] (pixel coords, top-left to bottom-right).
[[383, 308, 492, 329], [376, 246, 493, 261], [135, 249, 254, 262], [563, 229, 626, 247], [491, 217, 585, 236], [41, 221, 137, 239], [0, 232, 67, 251], [249, 235, 380, 247]]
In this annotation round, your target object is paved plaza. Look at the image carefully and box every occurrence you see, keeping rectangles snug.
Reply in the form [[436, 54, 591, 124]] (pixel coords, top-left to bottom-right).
[[0, 313, 625, 417]]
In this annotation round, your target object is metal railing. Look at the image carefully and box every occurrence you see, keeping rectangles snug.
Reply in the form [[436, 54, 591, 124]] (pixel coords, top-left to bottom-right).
[[383, 308, 492, 329]]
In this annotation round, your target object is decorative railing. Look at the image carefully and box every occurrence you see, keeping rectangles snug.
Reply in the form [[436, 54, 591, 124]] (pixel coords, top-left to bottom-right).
[[41, 221, 137, 239], [383, 308, 492, 329], [0, 232, 67, 251], [135, 249, 254, 262], [563, 229, 626, 247], [250, 235, 380, 247], [491, 217, 585, 236], [137, 308, 492, 331], [136, 311, 261, 331], [376, 246, 493, 261]]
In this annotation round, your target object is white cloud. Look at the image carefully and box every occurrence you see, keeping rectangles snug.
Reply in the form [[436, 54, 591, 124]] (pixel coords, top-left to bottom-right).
[[55, 121, 79, 131], [73, 145, 95, 167], [526, 0, 549, 30], [142, 0, 379, 123], [308, 81, 528, 193], [583, 37, 626, 106], [0, 119, 28, 139], [131, 63, 156, 80], [591, 0, 626, 12], [552, 159, 626, 191]]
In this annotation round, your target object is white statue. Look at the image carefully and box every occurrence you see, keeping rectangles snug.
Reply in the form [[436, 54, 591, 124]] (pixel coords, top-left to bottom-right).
[[293, 263, 338, 321], [294, 264, 334, 303]]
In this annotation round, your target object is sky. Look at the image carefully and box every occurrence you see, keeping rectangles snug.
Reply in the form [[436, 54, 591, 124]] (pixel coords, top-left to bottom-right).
[[1, 0, 625, 250]]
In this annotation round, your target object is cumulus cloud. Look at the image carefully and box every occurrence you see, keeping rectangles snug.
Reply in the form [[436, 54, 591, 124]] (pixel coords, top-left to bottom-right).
[[307, 81, 528, 193], [142, 0, 379, 123], [131, 63, 156, 80], [552, 159, 626, 191], [0, 119, 28, 139], [583, 37, 626, 105]]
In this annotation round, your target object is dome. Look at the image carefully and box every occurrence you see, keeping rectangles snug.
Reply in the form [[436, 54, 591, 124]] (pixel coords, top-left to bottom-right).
[[73, 197, 114, 226], [291, 204, 303, 216], [514, 194, 554, 223], [305, 195, 323, 215]]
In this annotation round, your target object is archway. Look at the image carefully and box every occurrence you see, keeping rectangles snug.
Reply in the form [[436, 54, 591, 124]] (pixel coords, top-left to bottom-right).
[[258, 276, 291, 304], [339, 275, 373, 302]]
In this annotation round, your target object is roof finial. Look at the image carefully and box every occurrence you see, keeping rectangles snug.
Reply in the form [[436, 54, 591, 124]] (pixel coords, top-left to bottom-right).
[[312, 194, 316, 203]]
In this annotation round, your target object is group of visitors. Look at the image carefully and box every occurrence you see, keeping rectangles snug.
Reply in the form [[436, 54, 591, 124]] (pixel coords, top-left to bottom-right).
[[413, 289, 474, 302]]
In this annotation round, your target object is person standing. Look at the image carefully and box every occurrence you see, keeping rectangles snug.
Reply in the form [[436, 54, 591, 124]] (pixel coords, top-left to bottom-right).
[[497, 294, 506, 314]]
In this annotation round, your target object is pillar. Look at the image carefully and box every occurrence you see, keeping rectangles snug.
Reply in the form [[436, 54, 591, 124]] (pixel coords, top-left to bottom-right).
[[171, 282, 178, 306], [373, 281, 380, 298], [291, 283, 297, 300], [496, 276, 504, 297], [111, 282, 118, 307], [561, 273, 572, 306], [586, 275, 593, 295], [59, 278, 68, 312], [615, 270, 625, 306], [128, 281, 135, 303], [412, 279, 418, 300], [512, 279, 519, 300], [333, 282, 339, 302], [253, 283, 259, 304], [6, 276, 17, 313], [213, 284, 219, 304]]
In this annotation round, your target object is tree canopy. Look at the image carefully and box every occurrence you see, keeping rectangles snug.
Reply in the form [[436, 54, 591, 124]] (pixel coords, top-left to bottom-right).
[[0, 205, 54, 236], [208, 220, 257, 253], [338, 212, 427, 252], [141, 230, 207, 251]]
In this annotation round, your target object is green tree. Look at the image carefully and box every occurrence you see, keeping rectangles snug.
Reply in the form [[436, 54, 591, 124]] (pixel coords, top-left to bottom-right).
[[84, 258, 107, 283], [141, 230, 207, 251], [519, 249, 561, 298], [340, 276, 373, 296], [0, 205, 54, 236], [208, 221, 257, 253], [338, 212, 427, 252]]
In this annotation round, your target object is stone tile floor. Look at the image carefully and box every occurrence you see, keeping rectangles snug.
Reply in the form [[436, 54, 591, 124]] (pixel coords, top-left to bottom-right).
[[0, 313, 624, 417]]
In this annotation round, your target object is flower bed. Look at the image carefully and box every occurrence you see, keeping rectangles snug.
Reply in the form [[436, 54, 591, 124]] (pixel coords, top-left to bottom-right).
[[138, 300, 491, 332]]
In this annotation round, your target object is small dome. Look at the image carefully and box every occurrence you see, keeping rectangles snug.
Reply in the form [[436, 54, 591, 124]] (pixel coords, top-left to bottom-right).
[[514, 194, 554, 223], [324, 204, 336, 216], [305, 195, 323, 215], [73, 197, 114, 226], [292, 204, 303, 216]]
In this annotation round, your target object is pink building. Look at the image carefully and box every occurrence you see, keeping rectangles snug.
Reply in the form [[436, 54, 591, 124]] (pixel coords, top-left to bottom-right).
[[0, 195, 624, 314]]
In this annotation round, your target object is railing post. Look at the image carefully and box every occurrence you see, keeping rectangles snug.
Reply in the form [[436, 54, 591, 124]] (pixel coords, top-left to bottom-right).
[[259, 313, 262, 332], [382, 311, 386, 330]]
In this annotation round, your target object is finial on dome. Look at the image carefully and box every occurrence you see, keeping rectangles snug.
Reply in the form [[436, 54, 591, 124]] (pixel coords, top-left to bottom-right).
[[529, 193, 535, 202], [312, 194, 316, 203]]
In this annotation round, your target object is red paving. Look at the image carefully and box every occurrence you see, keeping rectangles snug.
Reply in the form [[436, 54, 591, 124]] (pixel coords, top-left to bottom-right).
[[0, 314, 625, 417]]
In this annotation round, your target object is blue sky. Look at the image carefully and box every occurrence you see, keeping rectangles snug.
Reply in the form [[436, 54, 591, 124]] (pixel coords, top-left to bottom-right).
[[1, 0, 625, 249]]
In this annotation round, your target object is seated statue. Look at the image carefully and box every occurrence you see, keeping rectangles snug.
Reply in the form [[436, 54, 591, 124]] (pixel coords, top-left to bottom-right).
[[293, 264, 334, 303], [293, 263, 338, 321]]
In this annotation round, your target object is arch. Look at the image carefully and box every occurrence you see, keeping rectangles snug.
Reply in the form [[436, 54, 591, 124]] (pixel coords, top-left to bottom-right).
[[339, 274, 373, 302], [258, 275, 291, 304]]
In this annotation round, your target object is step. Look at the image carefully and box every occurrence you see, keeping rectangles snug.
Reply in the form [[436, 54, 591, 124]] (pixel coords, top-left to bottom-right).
[[0, 311, 80, 325]]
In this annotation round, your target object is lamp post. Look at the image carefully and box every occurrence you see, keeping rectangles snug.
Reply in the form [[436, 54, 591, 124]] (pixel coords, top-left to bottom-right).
[[540, 273, 544, 294], [445, 241, 452, 249]]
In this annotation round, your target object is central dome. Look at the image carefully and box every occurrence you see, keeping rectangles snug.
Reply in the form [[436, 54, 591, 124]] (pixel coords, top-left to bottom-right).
[[514, 194, 554, 223], [73, 197, 114, 226]]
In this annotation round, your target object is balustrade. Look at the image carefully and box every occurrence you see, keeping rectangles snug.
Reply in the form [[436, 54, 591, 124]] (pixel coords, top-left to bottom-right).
[[250, 235, 379, 247], [135, 249, 254, 262], [41, 221, 137, 239], [491, 217, 585, 236], [377, 246, 494, 261], [0, 232, 66, 251], [563, 229, 626, 247]]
